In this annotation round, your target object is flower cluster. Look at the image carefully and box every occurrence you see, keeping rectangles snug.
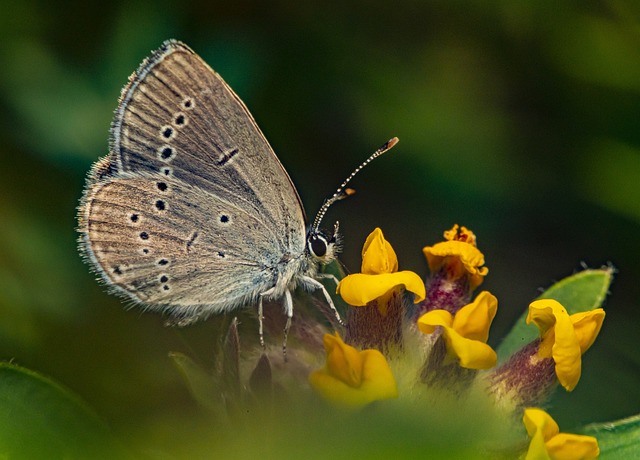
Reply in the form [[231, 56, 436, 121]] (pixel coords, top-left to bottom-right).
[[309, 225, 605, 458], [173, 225, 611, 459]]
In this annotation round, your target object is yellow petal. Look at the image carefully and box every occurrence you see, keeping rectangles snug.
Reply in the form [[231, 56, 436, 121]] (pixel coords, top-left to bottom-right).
[[523, 408, 559, 460], [308, 334, 397, 408], [422, 240, 488, 289], [545, 433, 600, 460], [337, 271, 426, 306], [523, 408, 599, 460], [441, 326, 497, 369], [443, 224, 461, 242], [324, 333, 363, 387], [528, 300, 582, 391], [358, 349, 398, 400], [309, 370, 368, 407], [451, 291, 497, 342], [524, 408, 560, 441], [443, 224, 478, 246], [525, 433, 552, 460], [570, 309, 605, 354], [537, 329, 555, 359], [527, 299, 563, 334], [418, 298, 497, 369], [361, 228, 398, 274], [417, 309, 454, 335]]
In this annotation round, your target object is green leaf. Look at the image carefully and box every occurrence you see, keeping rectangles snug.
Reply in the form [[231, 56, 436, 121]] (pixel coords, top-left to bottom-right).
[[496, 267, 613, 363], [0, 362, 128, 459], [583, 414, 640, 459]]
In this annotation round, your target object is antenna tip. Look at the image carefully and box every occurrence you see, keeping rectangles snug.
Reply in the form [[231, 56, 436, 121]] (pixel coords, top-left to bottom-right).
[[386, 137, 399, 149]]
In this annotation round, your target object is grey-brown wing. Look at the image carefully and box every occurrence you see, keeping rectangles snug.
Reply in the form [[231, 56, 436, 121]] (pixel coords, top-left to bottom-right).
[[80, 174, 281, 317], [79, 40, 309, 318], [109, 39, 306, 258]]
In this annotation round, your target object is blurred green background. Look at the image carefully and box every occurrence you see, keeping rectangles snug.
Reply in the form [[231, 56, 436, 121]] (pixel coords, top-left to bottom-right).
[[1, 0, 639, 456]]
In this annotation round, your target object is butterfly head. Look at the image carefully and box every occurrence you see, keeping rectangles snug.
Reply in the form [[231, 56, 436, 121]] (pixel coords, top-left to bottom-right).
[[307, 221, 341, 265], [308, 137, 398, 266]]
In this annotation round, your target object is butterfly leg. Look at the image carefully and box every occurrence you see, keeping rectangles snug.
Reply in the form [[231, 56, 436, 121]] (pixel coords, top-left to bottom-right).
[[258, 295, 265, 349], [315, 273, 340, 287], [303, 276, 344, 326], [282, 289, 293, 362], [258, 286, 276, 349]]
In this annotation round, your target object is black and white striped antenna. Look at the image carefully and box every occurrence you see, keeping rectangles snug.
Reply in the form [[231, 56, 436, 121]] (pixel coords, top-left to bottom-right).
[[312, 137, 399, 231]]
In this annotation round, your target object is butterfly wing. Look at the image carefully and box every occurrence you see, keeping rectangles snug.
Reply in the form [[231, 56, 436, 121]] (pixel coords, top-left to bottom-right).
[[112, 40, 306, 251], [79, 40, 307, 319]]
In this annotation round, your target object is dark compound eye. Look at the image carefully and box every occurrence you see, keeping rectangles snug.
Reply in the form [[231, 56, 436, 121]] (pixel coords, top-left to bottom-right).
[[309, 234, 327, 258]]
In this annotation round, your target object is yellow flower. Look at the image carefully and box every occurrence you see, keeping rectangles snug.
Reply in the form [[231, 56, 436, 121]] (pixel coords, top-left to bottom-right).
[[422, 225, 488, 290], [309, 333, 398, 407], [337, 228, 425, 309], [417, 291, 498, 369], [527, 300, 605, 391], [523, 408, 599, 460]]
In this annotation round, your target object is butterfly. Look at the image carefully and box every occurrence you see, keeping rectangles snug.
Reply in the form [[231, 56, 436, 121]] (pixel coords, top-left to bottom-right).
[[78, 39, 397, 348]]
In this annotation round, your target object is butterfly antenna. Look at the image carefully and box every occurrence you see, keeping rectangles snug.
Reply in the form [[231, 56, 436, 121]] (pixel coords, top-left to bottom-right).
[[312, 137, 399, 230]]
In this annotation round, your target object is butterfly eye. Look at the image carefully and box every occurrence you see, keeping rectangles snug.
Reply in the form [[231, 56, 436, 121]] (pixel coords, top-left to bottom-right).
[[308, 234, 328, 258]]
